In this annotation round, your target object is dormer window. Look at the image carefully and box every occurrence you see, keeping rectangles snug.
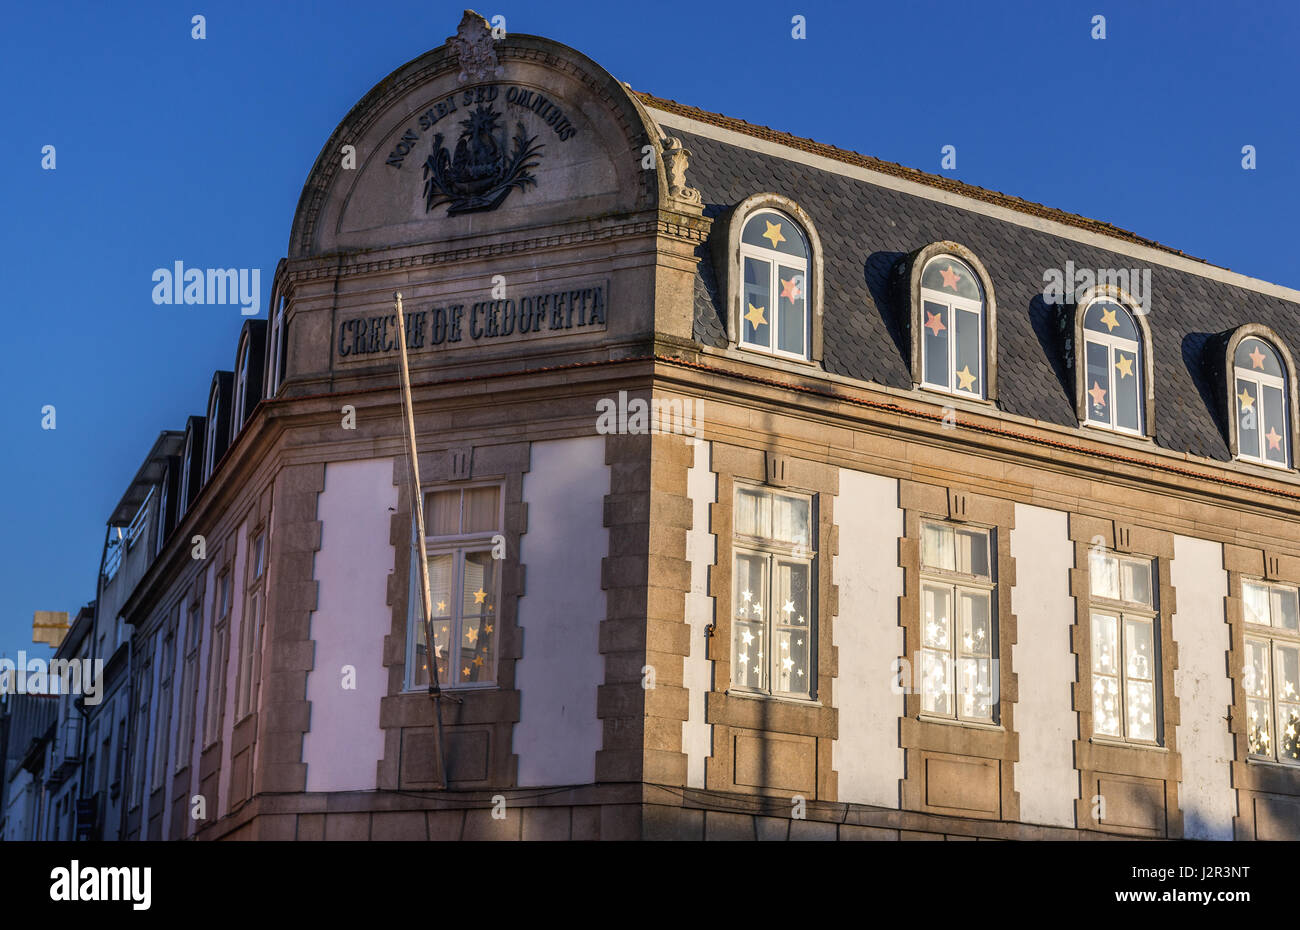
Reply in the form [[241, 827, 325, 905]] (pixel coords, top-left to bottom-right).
[[1233, 335, 1290, 467], [718, 194, 824, 366], [1078, 296, 1148, 436], [908, 243, 996, 401], [739, 210, 810, 359], [232, 341, 250, 433], [203, 385, 221, 481]]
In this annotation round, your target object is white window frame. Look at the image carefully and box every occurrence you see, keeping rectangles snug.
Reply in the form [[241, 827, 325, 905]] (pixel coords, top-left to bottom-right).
[[405, 483, 505, 692], [203, 388, 220, 481], [235, 529, 266, 720], [1082, 299, 1144, 436], [1241, 578, 1300, 765], [1234, 341, 1290, 468], [203, 569, 232, 747], [180, 431, 194, 513], [737, 210, 811, 362], [918, 521, 998, 724], [232, 339, 250, 433], [919, 256, 986, 400], [152, 624, 175, 792], [175, 597, 202, 773], [1089, 551, 1160, 745], [729, 484, 817, 700], [269, 296, 286, 396]]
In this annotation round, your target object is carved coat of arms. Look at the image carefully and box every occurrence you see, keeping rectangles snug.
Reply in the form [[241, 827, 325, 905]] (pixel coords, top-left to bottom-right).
[[422, 104, 543, 215]]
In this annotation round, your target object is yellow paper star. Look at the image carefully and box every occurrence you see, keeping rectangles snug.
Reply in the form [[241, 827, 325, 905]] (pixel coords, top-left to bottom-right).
[[472, 655, 485, 667], [1115, 354, 1134, 378], [762, 220, 785, 248], [1238, 388, 1255, 411], [465, 626, 478, 644], [745, 303, 767, 328], [484, 624, 493, 634], [436, 600, 446, 613], [956, 365, 977, 390], [1099, 306, 1119, 331], [473, 588, 487, 604], [462, 667, 470, 677]]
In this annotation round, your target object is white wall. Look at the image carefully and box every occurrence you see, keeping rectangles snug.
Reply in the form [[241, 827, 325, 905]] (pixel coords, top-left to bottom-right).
[[1171, 534, 1234, 840], [1010, 503, 1078, 828], [302, 458, 396, 792], [832, 468, 904, 808], [514, 437, 608, 786], [683, 439, 715, 788]]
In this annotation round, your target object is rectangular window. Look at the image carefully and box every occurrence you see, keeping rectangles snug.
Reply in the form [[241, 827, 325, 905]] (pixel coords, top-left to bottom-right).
[[1242, 579, 1300, 763], [152, 628, 174, 791], [204, 569, 232, 746], [409, 485, 503, 689], [1089, 551, 1158, 742], [129, 660, 152, 809], [919, 522, 996, 722], [176, 598, 202, 772], [236, 530, 266, 720], [731, 486, 815, 699]]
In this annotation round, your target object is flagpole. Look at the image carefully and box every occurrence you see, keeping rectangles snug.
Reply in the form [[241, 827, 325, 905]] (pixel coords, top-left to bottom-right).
[[392, 291, 450, 789]]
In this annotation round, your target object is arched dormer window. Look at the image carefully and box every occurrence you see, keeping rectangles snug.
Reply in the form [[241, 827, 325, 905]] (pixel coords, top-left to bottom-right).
[[910, 243, 996, 400], [1228, 328, 1295, 468], [230, 320, 267, 437], [179, 415, 205, 516], [202, 372, 233, 484], [715, 194, 824, 365], [1075, 291, 1152, 437]]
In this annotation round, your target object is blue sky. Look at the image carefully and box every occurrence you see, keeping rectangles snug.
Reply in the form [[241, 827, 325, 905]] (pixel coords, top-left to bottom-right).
[[1, 0, 1297, 650]]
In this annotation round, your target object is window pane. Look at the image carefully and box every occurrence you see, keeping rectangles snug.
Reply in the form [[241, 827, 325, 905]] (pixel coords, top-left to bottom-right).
[[458, 551, 496, 684], [958, 657, 993, 721], [921, 258, 981, 301], [1274, 587, 1300, 632], [1248, 698, 1273, 756], [742, 257, 771, 347], [771, 493, 809, 546], [956, 528, 989, 577], [1124, 618, 1154, 682], [1091, 613, 1118, 675], [426, 490, 460, 536], [1277, 643, 1299, 705], [735, 488, 769, 539], [742, 212, 806, 258], [733, 554, 766, 690], [1126, 679, 1155, 740], [1235, 337, 1283, 377], [413, 554, 454, 687], [921, 649, 951, 716], [1090, 551, 1119, 599], [953, 306, 982, 395], [775, 561, 811, 695], [1093, 672, 1121, 737], [921, 300, 950, 389], [922, 585, 952, 649], [921, 523, 954, 572], [1237, 378, 1260, 459], [1114, 348, 1140, 431], [1122, 560, 1152, 607], [960, 591, 992, 657], [1278, 702, 1300, 763], [1245, 639, 1271, 699], [462, 487, 500, 534], [1263, 384, 1287, 465], [1243, 581, 1270, 626], [1085, 340, 1111, 425], [776, 265, 806, 357]]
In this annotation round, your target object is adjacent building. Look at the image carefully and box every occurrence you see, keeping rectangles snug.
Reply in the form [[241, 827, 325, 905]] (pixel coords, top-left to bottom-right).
[[13, 11, 1300, 840]]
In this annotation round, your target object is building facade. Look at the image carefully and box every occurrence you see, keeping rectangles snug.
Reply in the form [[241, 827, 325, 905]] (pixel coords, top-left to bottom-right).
[[27, 11, 1300, 840]]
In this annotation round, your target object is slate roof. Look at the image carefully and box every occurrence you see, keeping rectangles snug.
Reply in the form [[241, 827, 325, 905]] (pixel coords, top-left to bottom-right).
[[648, 103, 1300, 464]]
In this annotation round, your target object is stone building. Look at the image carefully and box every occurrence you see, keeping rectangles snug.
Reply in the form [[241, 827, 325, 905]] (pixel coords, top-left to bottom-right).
[[62, 11, 1300, 840]]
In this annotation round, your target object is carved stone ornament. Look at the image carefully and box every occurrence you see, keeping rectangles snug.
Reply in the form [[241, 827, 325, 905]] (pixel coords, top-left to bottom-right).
[[661, 137, 702, 208], [449, 10, 504, 84]]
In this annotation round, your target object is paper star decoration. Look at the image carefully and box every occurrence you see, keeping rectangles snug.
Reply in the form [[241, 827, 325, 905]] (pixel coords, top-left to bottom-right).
[[472, 655, 484, 667], [484, 624, 492, 634], [473, 588, 487, 605], [1250, 345, 1267, 369], [1099, 306, 1119, 331], [782, 657, 794, 671], [1238, 388, 1255, 411], [465, 626, 478, 644], [1266, 427, 1283, 451], [782, 600, 795, 615], [924, 310, 946, 336], [1089, 381, 1108, 406], [745, 303, 767, 328], [956, 366, 977, 391], [436, 601, 446, 612], [762, 220, 785, 248], [741, 629, 754, 646], [462, 667, 471, 677], [1115, 354, 1134, 378], [780, 277, 801, 301], [939, 265, 961, 290]]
